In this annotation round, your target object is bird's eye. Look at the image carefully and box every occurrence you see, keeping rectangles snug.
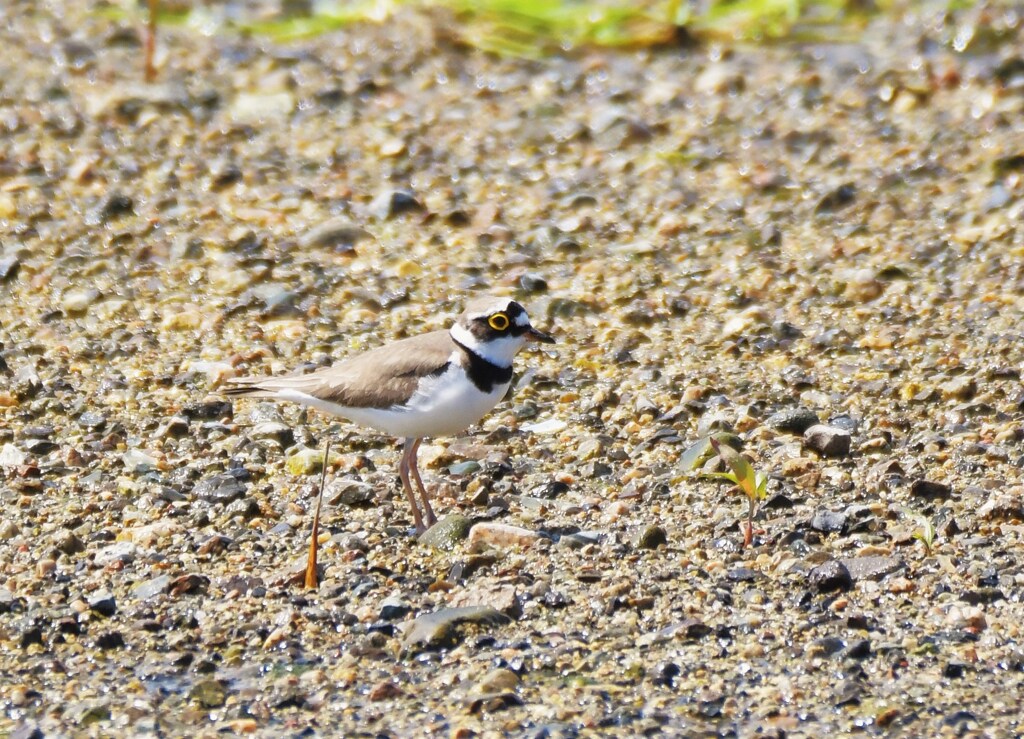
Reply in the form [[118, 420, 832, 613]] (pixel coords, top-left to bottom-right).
[[488, 313, 510, 331]]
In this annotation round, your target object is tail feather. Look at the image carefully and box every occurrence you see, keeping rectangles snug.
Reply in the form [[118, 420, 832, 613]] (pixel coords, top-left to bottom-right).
[[223, 376, 277, 397]]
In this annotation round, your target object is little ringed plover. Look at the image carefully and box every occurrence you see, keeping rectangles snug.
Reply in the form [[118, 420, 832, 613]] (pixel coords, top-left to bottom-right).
[[225, 296, 554, 534]]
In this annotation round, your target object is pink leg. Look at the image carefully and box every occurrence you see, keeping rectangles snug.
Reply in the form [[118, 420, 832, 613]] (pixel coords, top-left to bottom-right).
[[399, 439, 425, 534], [406, 438, 436, 528]]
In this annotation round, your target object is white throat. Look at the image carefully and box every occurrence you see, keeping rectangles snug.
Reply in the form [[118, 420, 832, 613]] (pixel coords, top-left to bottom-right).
[[449, 323, 525, 367]]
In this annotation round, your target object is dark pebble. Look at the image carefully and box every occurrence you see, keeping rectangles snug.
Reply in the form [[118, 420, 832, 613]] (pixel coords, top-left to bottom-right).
[[943, 661, 967, 679], [88, 192, 134, 225], [815, 183, 856, 213], [649, 661, 680, 687], [88, 593, 117, 617], [633, 525, 667, 550], [844, 638, 872, 660], [726, 567, 759, 583], [20, 626, 44, 648], [960, 588, 1005, 605], [808, 560, 852, 592], [183, 400, 232, 420], [532, 480, 569, 499], [910, 479, 952, 500], [766, 407, 819, 434], [810, 509, 847, 534], [371, 189, 423, 220], [193, 473, 246, 504]]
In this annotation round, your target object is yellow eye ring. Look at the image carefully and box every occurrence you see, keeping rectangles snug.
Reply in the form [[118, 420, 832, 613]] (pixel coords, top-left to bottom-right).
[[488, 313, 510, 331]]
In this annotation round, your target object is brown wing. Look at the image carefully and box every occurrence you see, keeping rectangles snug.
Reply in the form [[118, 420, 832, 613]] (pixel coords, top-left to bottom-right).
[[225, 330, 456, 409]]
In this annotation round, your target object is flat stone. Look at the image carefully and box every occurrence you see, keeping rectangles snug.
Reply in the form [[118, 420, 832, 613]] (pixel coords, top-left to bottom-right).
[[804, 424, 852, 457], [767, 407, 819, 434], [808, 560, 852, 592], [419, 514, 473, 551], [468, 522, 544, 550], [402, 606, 511, 652], [298, 218, 370, 251], [840, 555, 904, 582], [193, 474, 246, 504], [449, 584, 521, 617], [810, 509, 847, 534], [633, 524, 668, 550], [910, 479, 952, 500]]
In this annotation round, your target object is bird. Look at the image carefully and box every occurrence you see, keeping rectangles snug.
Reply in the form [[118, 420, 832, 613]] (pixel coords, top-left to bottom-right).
[[224, 296, 555, 535]]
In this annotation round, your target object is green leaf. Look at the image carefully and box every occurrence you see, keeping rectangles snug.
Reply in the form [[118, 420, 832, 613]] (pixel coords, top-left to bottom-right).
[[709, 438, 759, 502]]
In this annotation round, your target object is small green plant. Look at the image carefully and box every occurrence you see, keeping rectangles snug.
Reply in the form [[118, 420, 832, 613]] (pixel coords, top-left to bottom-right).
[[908, 510, 937, 556], [706, 438, 769, 548]]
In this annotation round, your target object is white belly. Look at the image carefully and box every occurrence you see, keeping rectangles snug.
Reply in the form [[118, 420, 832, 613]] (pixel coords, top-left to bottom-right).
[[277, 365, 508, 439]]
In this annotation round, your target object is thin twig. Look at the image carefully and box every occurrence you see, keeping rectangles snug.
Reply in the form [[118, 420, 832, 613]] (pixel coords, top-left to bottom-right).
[[304, 441, 330, 589], [144, 0, 159, 82]]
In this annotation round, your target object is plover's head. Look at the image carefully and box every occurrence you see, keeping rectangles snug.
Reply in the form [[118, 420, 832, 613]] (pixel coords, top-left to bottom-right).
[[449, 296, 555, 366]]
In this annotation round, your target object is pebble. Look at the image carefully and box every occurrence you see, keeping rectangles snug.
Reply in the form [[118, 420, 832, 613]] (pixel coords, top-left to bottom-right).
[[419, 514, 472, 551], [766, 407, 820, 434], [804, 425, 852, 457], [193, 474, 246, 504], [808, 560, 853, 592], [468, 522, 544, 550], [632, 524, 668, 550], [401, 606, 511, 652]]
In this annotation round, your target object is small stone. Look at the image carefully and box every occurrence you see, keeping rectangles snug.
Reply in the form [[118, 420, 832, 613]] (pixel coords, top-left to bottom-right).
[[379, 596, 412, 621], [419, 514, 473, 551], [808, 560, 853, 592], [328, 479, 376, 508], [133, 575, 171, 600], [250, 421, 295, 448], [77, 412, 107, 430], [36, 559, 56, 578], [910, 479, 952, 500], [285, 447, 326, 475], [0, 256, 20, 281], [229, 91, 295, 122], [449, 585, 521, 617], [468, 522, 543, 550], [122, 449, 158, 473], [0, 444, 27, 469], [804, 425, 851, 457], [87, 192, 134, 225], [193, 474, 246, 504], [940, 376, 976, 401], [88, 591, 117, 617], [841, 556, 903, 582], [19, 626, 44, 648], [154, 416, 189, 439], [767, 408, 819, 434], [370, 189, 423, 220], [368, 680, 403, 701], [633, 525, 668, 550], [810, 509, 847, 534], [815, 183, 856, 213], [402, 606, 511, 652], [189, 679, 227, 708], [476, 668, 519, 693], [61, 288, 99, 314], [95, 632, 125, 649], [0, 520, 20, 540], [299, 218, 370, 252], [54, 530, 86, 555], [807, 636, 846, 658], [94, 541, 137, 567]]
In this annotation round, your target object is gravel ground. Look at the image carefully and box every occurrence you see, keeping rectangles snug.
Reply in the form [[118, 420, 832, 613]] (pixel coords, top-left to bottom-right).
[[2, 1, 1024, 736]]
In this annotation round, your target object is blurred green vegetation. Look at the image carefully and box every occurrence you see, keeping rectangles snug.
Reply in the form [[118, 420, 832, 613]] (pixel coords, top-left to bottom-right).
[[110, 0, 970, 54]]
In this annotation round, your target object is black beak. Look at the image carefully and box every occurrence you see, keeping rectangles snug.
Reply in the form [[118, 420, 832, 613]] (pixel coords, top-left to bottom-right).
[[526, 325, 555, 344]]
